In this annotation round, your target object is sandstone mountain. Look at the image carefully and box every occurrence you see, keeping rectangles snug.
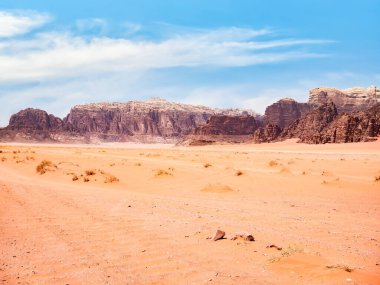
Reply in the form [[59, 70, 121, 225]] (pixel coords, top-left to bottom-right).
[[180, 114, 260, 145], [309, 86, 379, 112], [264, 98, 311, 129], [0, 98, 257, 143]]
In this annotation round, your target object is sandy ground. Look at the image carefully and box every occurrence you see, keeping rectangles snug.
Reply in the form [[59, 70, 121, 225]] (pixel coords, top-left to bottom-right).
[[0, 140, 379, 285]]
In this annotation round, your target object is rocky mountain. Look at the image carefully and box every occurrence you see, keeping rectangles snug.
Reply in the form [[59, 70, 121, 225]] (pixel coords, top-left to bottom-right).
[[0, 98, 258, 143], [281, 102, 339, 143], [309, 86, 379, 112], [252, 124, 282, 143], [254, 101, 380, 144], [179, 114, 260, 145], [264, 98, 311, 129]]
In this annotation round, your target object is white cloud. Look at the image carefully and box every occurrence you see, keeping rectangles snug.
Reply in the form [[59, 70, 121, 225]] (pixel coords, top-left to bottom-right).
[[0, 10, 51, 38], [0, 24, 331, 83]]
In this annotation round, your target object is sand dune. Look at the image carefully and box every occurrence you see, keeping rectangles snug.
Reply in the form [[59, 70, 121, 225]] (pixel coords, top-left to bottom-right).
[[0, 140, 379, 284]]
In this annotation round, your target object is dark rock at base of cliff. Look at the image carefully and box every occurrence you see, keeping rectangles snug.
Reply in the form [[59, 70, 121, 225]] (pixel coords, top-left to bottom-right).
[[193, 115, 260, 136], [253, 124, 283, 143]]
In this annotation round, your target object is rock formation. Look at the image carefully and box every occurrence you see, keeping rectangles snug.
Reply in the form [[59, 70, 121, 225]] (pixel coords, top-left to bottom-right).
[[264, 98, 311, 129], [281, 102, 339, 143], [179, 114, 260, 145], [8, 108, 64, 132], [280, 102, 380, 144], [309, 86, 380, 112], [253, 124, 282, 143], [193, 115, 259, 136], [0, 98, 258, 143]]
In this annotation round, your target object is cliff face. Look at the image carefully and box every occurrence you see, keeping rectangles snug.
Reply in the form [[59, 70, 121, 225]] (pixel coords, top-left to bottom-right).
[[0, 98, 258, 143], [63, 98, 257, 141], [193, 115, 259, 136], [309, 86, 380, 112], [264, 98, 311, 129], [179, 114, 260, 145], [253, 124, 282, 143], [8, 108, 64, 131], [279, 102, 380, 144]]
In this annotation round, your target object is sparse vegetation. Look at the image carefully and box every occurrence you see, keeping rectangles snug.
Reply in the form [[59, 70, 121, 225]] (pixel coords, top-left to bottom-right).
[[235, 170, 243, 176], [155, 169, 173, 177], [72, 175, 79, 181], [1, 157, 7, 162], [83, 177, 90, 182], [85, 169, 96, 176], [204, 163, 212, 168], [36, 160, 57, 174], [135, 162, 142, 166], [269, 160, 278, 167], [326, 264, 354, 273], [375, 174, 380, 182], [104, 175, 119, 183]]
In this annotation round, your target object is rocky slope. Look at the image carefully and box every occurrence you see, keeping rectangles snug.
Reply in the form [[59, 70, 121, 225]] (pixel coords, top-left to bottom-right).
[[309, 86, 379, 112], [280, 102, 380, 144], [264, 98, 311, 129]]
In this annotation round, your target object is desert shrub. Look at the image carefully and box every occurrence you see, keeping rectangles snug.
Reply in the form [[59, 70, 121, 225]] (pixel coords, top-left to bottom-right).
[[104, 175, 119, 183], [326, 264, 354, 272], [36, 160, 57, 174], [85, 169, 96, 176], [83, 177, 90, 182], [268, 160, 278, 167], [235, 170, 243, 176], [375, 175, 380, 182], [204, 163, 212, 168], [1, 157, 7, 162], [72, 175, 79, 181], [155, 169, 173, 176]]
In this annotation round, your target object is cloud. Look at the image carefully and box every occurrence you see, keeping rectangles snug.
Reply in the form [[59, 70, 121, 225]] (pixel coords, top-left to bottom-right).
[[0, 25, 331, 83], [0, 10, 51, 38]]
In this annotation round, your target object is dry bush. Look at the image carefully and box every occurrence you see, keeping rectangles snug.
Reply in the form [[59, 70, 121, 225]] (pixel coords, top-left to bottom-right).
[[204, 163, 212, 168], [0, 150, 2, 153], [36, 160, 57, 174], [235, 170, 243, 176], [104, 175, 119, 183], [72, 175, 79, 181], [135, 162, 142, 166], [155, 169, 173, 177], [83, 177, 90, 182], [326, 264, 354, 272], [1, 157, 7, 162], [110, 163, 115, 167], [375, 175, 380, 182], [269, 160, 278, 167], [26, 156, 35, 161], [85, 169, 96, 176], [13, 150, 20, 154]]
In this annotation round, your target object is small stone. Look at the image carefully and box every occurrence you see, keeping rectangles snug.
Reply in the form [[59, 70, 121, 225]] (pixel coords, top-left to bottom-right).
[[212, 230, 225, 241]]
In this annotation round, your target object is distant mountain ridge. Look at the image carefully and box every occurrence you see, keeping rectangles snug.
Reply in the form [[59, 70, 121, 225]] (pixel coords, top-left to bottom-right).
[[0, 87, 379, 144]]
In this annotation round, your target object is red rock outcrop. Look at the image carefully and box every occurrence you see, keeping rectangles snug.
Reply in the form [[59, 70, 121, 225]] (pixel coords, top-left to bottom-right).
[[193, 115, 259, 136], [280, 102, 380, 144], [8, 108, 63, 132], [281, 102, 338, 143], [253, 124, 282, 143], [264, 98, 311, 129], [179, 114, 260, 145]]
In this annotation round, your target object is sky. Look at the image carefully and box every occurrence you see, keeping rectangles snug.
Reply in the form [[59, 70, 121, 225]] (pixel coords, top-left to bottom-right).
[[0, 0, 379, 126]]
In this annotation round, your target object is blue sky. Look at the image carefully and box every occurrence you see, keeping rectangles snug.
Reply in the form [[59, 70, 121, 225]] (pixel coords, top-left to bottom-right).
[[0, 0, 379, 126]]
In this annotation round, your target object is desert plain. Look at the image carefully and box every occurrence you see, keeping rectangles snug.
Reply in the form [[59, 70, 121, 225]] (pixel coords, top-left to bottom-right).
[[0, 140, 379, 285]]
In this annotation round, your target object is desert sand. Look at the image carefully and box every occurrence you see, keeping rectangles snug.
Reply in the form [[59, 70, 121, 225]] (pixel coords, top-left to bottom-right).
[[0, 140, 379, 285]]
